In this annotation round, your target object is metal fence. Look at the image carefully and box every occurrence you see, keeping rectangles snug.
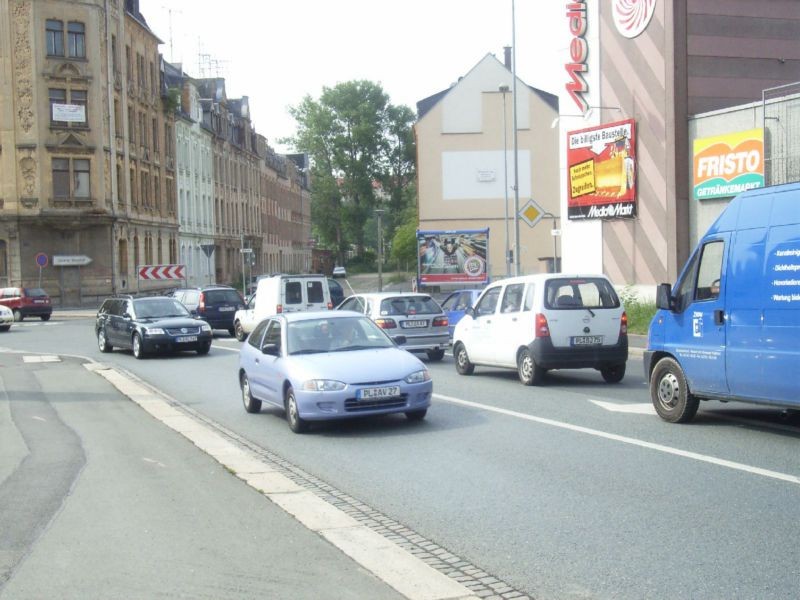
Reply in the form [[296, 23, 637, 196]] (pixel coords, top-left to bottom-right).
[[763, 82, 800, 186]]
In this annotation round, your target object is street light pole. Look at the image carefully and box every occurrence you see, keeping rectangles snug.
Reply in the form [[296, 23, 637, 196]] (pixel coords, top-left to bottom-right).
[[499, 85, 510, 277], [375, 209, 385, 292], [511, 0, 521, 276]]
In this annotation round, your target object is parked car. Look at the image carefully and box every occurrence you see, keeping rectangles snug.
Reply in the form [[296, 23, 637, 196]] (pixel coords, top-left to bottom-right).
[[0, 304, 13, 331], [328, 277, 345, 307], [453, 274, 628, 385], [439, 289, 483, 340], [95, 295, 213, 358], [0, 287, 52, 322], [337, 292, 449, 361], [171, 285, 244, 336], [233, 274, 332, 341], [238, 311, 432, 432], [332, 265, 347, 278]]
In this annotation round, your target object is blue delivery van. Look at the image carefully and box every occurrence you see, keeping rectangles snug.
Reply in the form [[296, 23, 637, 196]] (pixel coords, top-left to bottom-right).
[[645, 181, 800, 423]]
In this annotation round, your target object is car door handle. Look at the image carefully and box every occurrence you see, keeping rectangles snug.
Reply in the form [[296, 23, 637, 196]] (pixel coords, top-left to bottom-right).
[[255, 358, 260, 364], [511, 317, 517, 322], [714, 309, 725, 326]]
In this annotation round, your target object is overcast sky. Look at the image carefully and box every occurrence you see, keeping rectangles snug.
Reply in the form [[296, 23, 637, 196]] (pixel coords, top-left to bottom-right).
[[139, 0, 566, 153]]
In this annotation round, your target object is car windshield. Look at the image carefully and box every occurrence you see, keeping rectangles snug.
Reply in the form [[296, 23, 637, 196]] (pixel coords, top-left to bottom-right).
[[24, 288, 48, 297], [204, 289, 242, 304], [287, 317, 394, 355], [379, 296, 441, 316], [134, 298, 191, 318]]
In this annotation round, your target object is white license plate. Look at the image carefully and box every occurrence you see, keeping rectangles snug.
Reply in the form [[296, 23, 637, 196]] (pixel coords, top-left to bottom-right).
[[402, 320, 428, 329], [572, 335, 603, 346], [34, 300, 45, 304], [218, 306, 235, 312], [176, 335, 198, 343], [358, 385, 401, 400]]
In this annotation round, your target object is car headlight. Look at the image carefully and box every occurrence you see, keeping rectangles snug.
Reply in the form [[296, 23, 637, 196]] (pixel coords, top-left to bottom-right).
[[404, 369, 431, 384], [146, 327, 165, 336], [200, 323, 212, 332], [302, 379, 346, 392]]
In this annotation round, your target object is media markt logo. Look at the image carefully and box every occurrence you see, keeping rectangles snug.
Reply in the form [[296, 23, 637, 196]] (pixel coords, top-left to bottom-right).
[[587, 203, 634, 218], [612, 0, 656, 39]]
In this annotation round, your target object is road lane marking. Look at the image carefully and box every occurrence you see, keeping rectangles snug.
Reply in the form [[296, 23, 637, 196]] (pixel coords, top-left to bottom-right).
[[434, 393, 800, 486], [590, 400, 656, 415]]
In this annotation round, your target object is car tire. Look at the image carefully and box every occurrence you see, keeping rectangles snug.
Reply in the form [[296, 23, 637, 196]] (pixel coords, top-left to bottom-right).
[[285, 386, 308, 433], [196, 342, 211, 355], [228, 327, 236, 337], [234, 320, 248, 342], [517, 348, 545, 386], [132, 333, 145, 359], [426, 349, 445, 362], [601, 363, 626, 383], [0, 325, 10, 332], [97, 327, 112, 353], [454, 343, 474, 375], [241, 373, 262, 414], [405, 409, 427, 421], [41, 314, 51, 321], [13, 310, 22, 322], [650, 357, 699, 423]]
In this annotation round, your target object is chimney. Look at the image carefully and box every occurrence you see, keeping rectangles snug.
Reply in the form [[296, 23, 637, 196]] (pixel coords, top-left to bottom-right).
[[503, 46, 512, 70]]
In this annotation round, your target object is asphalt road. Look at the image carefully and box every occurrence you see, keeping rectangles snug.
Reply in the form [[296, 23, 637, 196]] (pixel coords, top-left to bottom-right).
[[3, 317, 800, 600]]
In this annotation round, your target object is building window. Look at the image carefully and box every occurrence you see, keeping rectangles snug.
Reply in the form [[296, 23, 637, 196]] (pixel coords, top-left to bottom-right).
[[111, 34, 118, 72], [152, 118, 159, 152], [52, 158, 90, 199], [154, 174, 160, 210], [130, 168, 137, 206], [133, 234, 140, 269], [116, 163, 124, 202], [125, 45, 132, 83], [67, 22, 85, 58], [49, 88, 87, 127], [46, 20, 64, 57]]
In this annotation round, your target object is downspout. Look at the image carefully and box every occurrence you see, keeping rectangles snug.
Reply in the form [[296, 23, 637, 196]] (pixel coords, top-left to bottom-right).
[[105, 0, 118, 294]]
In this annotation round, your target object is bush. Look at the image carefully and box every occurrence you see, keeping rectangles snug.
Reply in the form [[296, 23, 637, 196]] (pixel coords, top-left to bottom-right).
[[618, 285, 657, 335]]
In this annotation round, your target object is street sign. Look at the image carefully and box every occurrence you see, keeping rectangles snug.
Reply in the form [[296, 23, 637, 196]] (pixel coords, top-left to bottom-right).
[[240, 248, 253, 254], [35, 252, 48, 267], [53, 254, 92, 266], [138, 264, 185, 280], [519, 199, 545, 228], [199, 244, 215, 258]]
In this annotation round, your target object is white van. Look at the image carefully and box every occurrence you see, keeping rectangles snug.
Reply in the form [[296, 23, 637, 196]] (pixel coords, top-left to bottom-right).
[[233, 274, 332, 341], [452, 273, 628, 385]]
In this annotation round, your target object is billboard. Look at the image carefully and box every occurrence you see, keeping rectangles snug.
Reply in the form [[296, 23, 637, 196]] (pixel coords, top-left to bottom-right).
[[417, 229, 489, 285], [566, 119, 637, 220], [693, 129, 764, 200]]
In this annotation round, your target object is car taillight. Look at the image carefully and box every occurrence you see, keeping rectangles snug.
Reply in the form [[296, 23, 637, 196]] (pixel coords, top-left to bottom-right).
[[276, 304, 283, 313], [620, 311, 628, 335], [432, 316, 448, 327], [375, 318, 397, 329], [535, 313, 550, 337], [199, 292, 206, 311]]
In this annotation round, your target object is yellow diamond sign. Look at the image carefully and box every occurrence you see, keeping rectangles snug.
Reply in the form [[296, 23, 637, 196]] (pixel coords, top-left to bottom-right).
[[519, 199, 544, 228]]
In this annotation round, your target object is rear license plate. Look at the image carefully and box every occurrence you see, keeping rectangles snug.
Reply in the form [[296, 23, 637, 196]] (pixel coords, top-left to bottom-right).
[[571, 335, 603, 346], [402, 320, 428, 329], [358, 385, 400, 400], [176, 335, 198, 343], [218, 306, 235, 312], [34, 300, 45, 304]]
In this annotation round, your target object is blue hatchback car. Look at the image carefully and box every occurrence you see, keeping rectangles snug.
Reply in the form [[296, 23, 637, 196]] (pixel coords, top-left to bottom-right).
[[439, 289, 483, 340]]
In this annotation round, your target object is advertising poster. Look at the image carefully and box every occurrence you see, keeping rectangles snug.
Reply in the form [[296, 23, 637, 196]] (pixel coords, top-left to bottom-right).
[[417, 229, 489, 285], [566, 119, 637, 220], [693, 129, 764, 200]]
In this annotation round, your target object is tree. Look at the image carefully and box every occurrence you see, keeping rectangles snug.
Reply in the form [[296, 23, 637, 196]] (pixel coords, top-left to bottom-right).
[[390, 205, 420, 272], [285, 81, 416, 265]]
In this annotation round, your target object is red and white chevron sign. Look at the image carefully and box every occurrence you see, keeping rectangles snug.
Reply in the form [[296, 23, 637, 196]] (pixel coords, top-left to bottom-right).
[[138, 264, 185, 280]]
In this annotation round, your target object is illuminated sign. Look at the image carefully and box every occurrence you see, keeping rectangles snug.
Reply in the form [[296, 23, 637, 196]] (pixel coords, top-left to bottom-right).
[[565, 1, 589, 114], [693, 129, 764, 200]]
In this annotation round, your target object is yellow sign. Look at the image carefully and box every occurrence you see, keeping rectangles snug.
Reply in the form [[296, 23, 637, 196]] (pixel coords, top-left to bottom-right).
[[519, 199, 544, 228], [569, 159, 596, 198]]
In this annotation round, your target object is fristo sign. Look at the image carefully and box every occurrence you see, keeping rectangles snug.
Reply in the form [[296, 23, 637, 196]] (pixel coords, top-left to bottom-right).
[[693, 129, 764, 200]]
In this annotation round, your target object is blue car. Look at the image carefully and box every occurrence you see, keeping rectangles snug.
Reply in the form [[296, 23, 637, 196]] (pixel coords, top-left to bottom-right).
[[238, 311, 432, 433], [439, 289, 483, 340]]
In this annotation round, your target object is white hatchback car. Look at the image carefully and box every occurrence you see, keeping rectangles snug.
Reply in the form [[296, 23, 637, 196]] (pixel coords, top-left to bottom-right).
[[0, 304, 13, 331], [452, 273, 628, 385]]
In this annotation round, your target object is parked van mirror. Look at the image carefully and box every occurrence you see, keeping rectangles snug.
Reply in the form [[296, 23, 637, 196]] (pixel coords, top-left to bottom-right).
[[655, 283, 674, 311]]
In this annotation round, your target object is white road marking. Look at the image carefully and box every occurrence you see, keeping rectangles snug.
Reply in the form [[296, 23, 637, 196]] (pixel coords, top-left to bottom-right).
[[434, 393, 800, 486], [31, 416, 46, 422], [590, 399, 656, 415], [22, 355, 61, 363], [142, 457, 166, 468], [211, 344, 239, 353]]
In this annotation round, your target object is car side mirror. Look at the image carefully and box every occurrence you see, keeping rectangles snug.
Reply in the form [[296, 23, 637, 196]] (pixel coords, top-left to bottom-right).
[[122, 312, 132, 320], [394, 335, 407, 346], [261, 343, 280, 356], [465, 306, 475, 317], [655, 283, 675, 311]]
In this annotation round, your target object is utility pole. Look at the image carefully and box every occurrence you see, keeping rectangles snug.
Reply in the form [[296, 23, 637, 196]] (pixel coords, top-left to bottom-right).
[[511, 0, 521, 276], [375, 209, 385, 292], [499, 85, 510, 276]]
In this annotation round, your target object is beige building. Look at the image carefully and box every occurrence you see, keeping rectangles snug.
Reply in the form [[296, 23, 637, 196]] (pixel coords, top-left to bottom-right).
[[415, 52, 560, 281], [0, 0, 177, 304]]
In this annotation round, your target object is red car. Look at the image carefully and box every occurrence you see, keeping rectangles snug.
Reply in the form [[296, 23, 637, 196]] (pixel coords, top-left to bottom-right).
[[0, 287, 53, 321]]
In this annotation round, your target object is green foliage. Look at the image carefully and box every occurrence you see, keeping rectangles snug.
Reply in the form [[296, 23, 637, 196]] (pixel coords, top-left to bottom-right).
[[346, 251, 377, 273], [618, 285, 657, 335], [391, 220, 419, 269], [165, 87, 181, 113]]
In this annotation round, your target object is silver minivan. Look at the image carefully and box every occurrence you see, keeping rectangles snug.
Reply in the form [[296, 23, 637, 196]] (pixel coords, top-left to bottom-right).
[[452, 273, 628, 385]]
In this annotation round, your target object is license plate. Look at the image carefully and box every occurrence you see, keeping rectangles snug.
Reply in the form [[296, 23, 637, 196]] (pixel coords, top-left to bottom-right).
[[34, 300, 45, 304], [402, 320, 428, 329], [176, 335, 198, 343], [571, 335, 603, 346], [358, 385, 400, 400], [218, 306, 235, 312]]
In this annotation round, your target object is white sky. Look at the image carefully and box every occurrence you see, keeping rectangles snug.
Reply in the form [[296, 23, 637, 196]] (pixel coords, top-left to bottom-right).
[[139, 0, 566, 153]]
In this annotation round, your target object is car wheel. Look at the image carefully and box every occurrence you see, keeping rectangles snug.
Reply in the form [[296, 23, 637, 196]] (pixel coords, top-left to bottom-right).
[[650, 357, 699, 423], [234, 320, 248, 342], [196, 342, 211, 355], [517, 348, 545, 386], [405, 409, 427, 421], [0, 325, 10, 332], [228, 327, 236, 337], [601, 363, 626, 383], [97, 328, 112, 353], [40, 314, 51, 321], [241, 373, 261, 414], [285, 386, 308, 433], [132, 333, 145, 359], [454, 343, 474, 375], [426, 349, 445, 362], [13, 310, 22, 322]]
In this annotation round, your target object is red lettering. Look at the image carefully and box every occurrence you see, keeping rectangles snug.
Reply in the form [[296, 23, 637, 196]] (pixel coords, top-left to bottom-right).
[[570, 37, 587, 63], [565, 0, 589, 115]]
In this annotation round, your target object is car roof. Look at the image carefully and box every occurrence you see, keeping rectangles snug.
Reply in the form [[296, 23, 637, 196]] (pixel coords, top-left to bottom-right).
[[355, 292, 434, 299], [486, 273, 611, 286], [274, 310, 364, 323]]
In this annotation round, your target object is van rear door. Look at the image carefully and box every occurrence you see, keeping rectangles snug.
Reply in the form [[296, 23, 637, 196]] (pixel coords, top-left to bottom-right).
[[281, 277, 329, 312]]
